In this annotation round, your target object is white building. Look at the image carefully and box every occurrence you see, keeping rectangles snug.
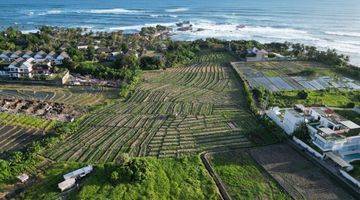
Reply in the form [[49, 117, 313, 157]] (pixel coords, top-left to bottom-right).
[[267, 105, 360, 168], [17, 173, 29, 183], [58, 178, 76, 192], [246, 47, 268, 62], [6, 57, 34, 78], [58, 165, 93, 192], [266, 104, 310, 135], [63, 165, 93, 180], [307, 107, 360, 163]]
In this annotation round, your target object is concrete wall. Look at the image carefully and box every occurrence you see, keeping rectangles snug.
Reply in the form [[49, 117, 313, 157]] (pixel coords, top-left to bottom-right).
[[293, 136, 324, 159], [340, 170, 360, 188]]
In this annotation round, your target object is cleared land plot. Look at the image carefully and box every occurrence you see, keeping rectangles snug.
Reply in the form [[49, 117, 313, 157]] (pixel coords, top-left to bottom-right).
[[0, 125, 43, 153], [45, 52, 258, 162], [0, 85, 117, 106], [250, 144, 354, 200], [232, 61, 360, 92], [209, 151, 289, 199]]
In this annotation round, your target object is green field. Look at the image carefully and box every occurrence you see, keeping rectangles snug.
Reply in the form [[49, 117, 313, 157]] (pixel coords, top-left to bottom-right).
[[21, 157, 219, 200], [269, 89, 360, 108], [209, 151, 289, 200], [44, 52, 260, 162], [0, 112, 56, 131]]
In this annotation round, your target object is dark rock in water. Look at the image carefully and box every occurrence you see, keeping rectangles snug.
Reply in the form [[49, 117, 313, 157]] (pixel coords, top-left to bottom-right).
[[196, 28, 205, 32], [176, 22, 183, 27], [176, 21, 191, 27], [177, 26, 192, 31], [236, 24, 246, 29]]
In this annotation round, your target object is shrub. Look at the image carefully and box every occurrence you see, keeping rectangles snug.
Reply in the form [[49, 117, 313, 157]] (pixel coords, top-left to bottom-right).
[[297, 90, 308, 99], [346, 102, 355, 108]]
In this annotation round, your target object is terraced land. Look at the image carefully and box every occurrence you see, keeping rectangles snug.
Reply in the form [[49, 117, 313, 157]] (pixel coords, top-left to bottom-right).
[[45, 52, 258, 162], [0, 85, 117, 106], [0, 125, 44, 153]]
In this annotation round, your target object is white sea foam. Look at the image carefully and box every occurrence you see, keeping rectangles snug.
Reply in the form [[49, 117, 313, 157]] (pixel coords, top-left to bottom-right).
[[21, 29, 39, 34], [109, 22, 177, 31], [150, 14, 178, 18], [38, 9, 62, 16], [87, 8, 142, 14], [172, 21, 316, 41], [165, 8, 189, 13], [325, 31, 360, 38]]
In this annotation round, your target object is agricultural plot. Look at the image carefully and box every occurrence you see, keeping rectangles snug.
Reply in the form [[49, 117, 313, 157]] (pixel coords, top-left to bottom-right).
[[0, 125, 44, 153], [250, 144, 355, 199], [45, 52, 258, 162], [0, 85, 117, 106], [209, 151, 289, 199], [232, 61, 360, 92]]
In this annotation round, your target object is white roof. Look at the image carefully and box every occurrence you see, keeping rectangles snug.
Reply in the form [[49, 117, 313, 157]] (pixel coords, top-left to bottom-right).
[[17, 173, 29, 182], [319, 127, 336, 135], [340, 121, 360, 129], [63, 165, 93, 180], [58, 178, 76, 191]]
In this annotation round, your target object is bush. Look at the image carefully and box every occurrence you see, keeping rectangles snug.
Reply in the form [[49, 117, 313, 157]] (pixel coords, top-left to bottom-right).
[[110, 159, 149, 184], [297, 90, 308, 99], [346, 102, 355, 108]]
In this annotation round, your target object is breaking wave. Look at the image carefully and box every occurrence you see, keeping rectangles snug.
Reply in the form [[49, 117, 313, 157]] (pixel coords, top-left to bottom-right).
[[165, 8, 189, 13], [87, 8, 142, 14], [325, 31, 360, 38]]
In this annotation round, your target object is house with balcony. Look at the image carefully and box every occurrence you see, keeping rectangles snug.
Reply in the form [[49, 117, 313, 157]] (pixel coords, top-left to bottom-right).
[[267, 105, 360, 169], [6, 57, 35, 78], [307, 107, 360, 164], [266, 104, 312, 135]]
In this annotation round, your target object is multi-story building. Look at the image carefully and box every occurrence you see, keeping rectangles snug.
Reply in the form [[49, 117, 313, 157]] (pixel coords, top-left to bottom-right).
[[267, 105, 360, 165], [6, 57, 35, 78]]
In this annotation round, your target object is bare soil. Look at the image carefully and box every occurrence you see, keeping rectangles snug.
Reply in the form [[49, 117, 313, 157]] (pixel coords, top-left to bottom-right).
[[249, 143, 355, 200]]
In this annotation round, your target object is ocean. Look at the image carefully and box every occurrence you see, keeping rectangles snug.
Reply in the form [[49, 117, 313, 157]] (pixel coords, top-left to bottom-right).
[[0, 0, 359, 65]]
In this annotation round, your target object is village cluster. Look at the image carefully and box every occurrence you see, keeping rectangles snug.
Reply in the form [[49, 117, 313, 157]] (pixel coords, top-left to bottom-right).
[[0, 50, 70, 78]]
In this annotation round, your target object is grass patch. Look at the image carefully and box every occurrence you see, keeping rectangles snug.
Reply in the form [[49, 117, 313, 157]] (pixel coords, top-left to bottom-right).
[[209, 151, 289, 200], [20, 156, 218, 200], [270, 89, 359, 108]]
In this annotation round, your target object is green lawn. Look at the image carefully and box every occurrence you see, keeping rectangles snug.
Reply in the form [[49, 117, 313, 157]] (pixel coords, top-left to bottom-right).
[[209, 151, 289, 200], [21, 157, 219, 200], [270, 90, 359, 108]]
